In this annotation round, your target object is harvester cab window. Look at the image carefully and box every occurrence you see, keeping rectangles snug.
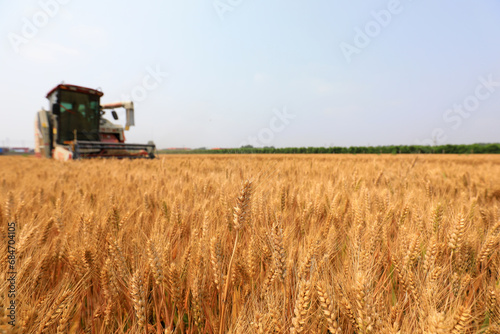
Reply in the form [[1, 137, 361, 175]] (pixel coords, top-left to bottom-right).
[[61, 102, 73, 113], [57, 90, 101, 144]]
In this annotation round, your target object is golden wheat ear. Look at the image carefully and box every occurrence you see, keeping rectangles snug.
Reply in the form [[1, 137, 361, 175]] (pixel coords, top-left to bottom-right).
[[220, 179, 253, 334]]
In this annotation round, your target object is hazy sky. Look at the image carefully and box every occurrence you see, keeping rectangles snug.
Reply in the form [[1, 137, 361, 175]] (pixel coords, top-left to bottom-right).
[[1, 0, 499, 149]]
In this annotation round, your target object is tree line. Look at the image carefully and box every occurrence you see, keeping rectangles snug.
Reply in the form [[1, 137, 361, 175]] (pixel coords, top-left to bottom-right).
[[159, 143, 500, 154]]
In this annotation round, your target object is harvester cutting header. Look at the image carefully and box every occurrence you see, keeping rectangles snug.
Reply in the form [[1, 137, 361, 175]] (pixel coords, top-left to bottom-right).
[[35, 84, 156, 161]]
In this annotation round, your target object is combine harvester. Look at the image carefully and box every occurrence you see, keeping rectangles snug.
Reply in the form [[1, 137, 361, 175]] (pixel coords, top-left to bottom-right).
[[35, 84, 156, 161]]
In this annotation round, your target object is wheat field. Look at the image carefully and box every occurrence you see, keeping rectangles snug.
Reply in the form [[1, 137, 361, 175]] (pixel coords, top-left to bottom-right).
[[1, 154, 500, 334]]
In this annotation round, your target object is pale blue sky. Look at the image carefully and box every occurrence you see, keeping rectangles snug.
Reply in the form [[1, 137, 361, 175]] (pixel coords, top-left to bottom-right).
[[1, 0, 499, 148]]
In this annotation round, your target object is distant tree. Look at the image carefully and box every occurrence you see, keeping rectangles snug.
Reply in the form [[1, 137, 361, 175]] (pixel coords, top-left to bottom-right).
[[158, 143, 500, 155]]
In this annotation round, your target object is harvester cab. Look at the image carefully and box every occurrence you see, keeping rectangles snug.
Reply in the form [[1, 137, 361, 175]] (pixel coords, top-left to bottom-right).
[[35, 84, 156, 161]]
